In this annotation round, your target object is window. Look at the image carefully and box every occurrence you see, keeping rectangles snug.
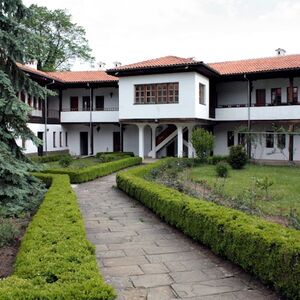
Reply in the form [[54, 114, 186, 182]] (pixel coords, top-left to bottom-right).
[[95, 96, 104, 110], [287, 87, 298, 103], [82, 96, 90, 111], [266, 131, 274, 148], [53, 132, 56, 148], [271, 88, 281, 105], [28, 95, 32, 107], [65, 132, 68, 147], [135, 82, 179, 104], [256, 89, 266, 106], [33, 97, 37, 109], [199, 83, 205, 105], [59, 131, 62, 147], [227, 131, 234, 147], [277, 134, 286, 149], [238, 133, 246, 146], [20, 91, 26, 102]]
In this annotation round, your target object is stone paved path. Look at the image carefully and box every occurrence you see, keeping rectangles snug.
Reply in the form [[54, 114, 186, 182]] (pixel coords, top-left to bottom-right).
[[74, 174, 280, 300]]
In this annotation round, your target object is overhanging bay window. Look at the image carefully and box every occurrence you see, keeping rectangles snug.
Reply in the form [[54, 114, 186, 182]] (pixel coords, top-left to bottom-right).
[[135, 82, 179, 104]]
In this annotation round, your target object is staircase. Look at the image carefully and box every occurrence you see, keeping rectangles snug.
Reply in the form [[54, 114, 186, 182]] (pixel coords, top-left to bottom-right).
[[148, 125, 189, 157]]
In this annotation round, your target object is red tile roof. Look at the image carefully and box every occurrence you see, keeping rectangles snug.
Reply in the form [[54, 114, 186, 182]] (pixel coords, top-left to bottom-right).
[[111, 55, 199, 71], [18, 63, 118, 83], [208, 54, 300, 75], [47, 70, 118, 83], [17, 63, 60, 81]]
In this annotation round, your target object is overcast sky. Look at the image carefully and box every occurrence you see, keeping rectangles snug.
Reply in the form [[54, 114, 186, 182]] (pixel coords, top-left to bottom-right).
[[23, 0, 300, 70]]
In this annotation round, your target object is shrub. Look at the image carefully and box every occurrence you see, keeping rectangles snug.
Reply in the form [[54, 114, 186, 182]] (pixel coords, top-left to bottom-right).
[[228, 145, 248, 169], [215, 162, 229, 178], [116, 160, 300, 299], [95, 151, 134, 159], [30, 153, 71, 163], [0, 218, 18, 247], [0, 174, 115, 299], [191, 128, 214, 161], [58, 155, 73, 168], [96, 153, 130, 163], [207, 155, 228, 165], [44, 157, 142, 183]]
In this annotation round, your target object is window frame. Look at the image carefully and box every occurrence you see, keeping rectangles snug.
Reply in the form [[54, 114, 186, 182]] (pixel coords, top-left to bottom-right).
[[199, 83, 205, 105], [227, 131, 234, 147], [53, 132, 56, 148], [271, 88, 281, 105], [134, 82, 179, 104], [266, 131, 274, 148], [287, 87, 298, 103]]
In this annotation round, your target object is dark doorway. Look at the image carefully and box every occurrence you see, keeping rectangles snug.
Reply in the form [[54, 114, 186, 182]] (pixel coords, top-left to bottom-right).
[[70, 97, 78, 111], [113, 132, 121, 152], [96, 96, 104, 111], [166, 140, 175, 157], [80, 132, 88, 155], [82, 96, 90, 111], [37, 131, 43, 156], [256, 89, 266, 106]]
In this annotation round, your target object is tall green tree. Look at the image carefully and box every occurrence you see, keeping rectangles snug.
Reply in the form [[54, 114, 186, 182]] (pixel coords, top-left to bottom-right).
[[23, 4, 94, 71], [0, 0, 47, 216]]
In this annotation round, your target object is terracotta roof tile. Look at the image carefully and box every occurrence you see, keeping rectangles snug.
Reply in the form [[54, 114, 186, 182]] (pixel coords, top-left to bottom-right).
[[17, 63, 60, 81], [110, 55, 199, 71], [47, 70, 118, 83], [208, 54, 300, 75]]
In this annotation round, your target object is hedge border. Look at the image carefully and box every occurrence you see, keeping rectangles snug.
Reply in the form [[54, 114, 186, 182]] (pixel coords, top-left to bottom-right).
[[43, 157, 142, 183], [0, 173, 115, 299], [116, 159, 300, 299]]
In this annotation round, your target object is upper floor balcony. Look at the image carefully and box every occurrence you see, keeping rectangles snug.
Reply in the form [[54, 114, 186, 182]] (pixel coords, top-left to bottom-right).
[[60, 107, 119, 123], [215, 102, 300, 121]]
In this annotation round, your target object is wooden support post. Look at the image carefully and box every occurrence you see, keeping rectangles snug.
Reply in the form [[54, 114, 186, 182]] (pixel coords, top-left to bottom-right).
[[288, 124, 294, 162]]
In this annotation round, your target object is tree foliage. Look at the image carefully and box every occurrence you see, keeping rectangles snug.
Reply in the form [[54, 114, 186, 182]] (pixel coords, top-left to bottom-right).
[[0, 0, 47, 216], [23, 4, 94, 71], [191, 128, 214, 161]]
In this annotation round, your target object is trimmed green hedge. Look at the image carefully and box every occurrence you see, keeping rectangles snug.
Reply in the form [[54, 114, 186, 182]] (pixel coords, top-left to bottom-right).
[[116, 159, 300, 299], [31, 153, 71, 163], [0, 173, 115, 299], [95, 151, 135, 158], [44, 157, 142, 183]]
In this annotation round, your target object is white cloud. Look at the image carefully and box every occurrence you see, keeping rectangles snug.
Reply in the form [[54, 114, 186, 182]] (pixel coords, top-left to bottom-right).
[[22, 0, 300, 70]]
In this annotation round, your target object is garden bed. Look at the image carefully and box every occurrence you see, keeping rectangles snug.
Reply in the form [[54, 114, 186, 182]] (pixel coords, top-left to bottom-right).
[[116, 159, 300, 299], [0, 173, 115, 300]]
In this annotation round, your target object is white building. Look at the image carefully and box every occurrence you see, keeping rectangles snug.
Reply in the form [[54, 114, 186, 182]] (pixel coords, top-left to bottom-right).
[[18, 53, 300, 163]]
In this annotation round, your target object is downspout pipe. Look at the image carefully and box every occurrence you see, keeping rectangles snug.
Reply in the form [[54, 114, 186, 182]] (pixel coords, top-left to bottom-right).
[[244, 74, 251, 158], [44, 80, 55, 156]]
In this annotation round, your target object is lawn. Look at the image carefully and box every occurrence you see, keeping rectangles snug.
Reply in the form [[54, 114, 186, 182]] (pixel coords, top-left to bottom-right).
[[190, 164, 300, 217], [43, 157, 101, 170]]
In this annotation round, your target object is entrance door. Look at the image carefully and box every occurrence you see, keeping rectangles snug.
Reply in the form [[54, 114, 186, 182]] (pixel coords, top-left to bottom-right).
[[166, 140, 175, 157], [80, 132, 88, 155], [37, 131, 43, 156], [70, 97, 78, 111], [95, 96, 104, 111], [82, 96, 90, 111], [256, 89, 266, 106], [113, 132, 121, 152]]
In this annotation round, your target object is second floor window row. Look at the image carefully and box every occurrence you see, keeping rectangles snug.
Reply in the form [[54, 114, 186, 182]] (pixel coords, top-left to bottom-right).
[[135, 82, 179, 104]]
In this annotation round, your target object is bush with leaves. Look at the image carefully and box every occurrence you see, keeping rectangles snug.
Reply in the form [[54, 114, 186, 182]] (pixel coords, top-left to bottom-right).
[[0, 218, 19, 247], [58, 155, 73, 168], [191, 128, 214, 161], [215, 162, 229, 178], [228, 145, 248, 169]]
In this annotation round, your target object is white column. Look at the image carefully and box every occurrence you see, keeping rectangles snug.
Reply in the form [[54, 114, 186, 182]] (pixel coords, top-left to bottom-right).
[[138, 124, 145, 158], [150, 124, 158, 158], [188, 125, 194, 158], [177, 124, 183, 158]]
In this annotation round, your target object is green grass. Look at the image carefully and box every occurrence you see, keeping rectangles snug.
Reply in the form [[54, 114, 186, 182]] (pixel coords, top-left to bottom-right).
[[43, 157, 100, 170], [190, 164, 300, 216]]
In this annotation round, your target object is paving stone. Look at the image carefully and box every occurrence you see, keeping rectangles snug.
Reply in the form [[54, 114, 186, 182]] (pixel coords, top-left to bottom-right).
[[172, 277, 249, 297], [103, 256, 149, 267], [147, 286, 177, 300], [139, 263, 169, 274], [130, 274, 173, 288], [101, 265, 144, 276], [75, 173, 279, 300]]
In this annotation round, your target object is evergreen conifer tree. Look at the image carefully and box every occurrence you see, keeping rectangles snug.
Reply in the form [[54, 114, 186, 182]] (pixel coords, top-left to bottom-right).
[[0, 0, 49, 216]]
